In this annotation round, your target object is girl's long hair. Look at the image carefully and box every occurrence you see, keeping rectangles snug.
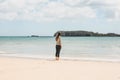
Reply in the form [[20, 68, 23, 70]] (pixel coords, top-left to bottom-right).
[[55, 32, 61, 41]]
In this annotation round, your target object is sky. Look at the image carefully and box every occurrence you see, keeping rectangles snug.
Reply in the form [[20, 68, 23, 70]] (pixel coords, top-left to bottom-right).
[[0, 0, 120, 36]]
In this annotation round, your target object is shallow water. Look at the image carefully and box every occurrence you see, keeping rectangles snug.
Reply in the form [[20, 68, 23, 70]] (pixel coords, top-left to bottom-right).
[[0, 36, 120, 62]]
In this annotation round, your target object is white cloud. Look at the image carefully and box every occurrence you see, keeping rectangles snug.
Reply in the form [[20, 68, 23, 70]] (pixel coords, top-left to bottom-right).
[[42, 1, 96, 20], [88, 0, 120, 21], [0, 12, 17, 21], [0, 0, 120, 22], [63, 0, 82, 6]]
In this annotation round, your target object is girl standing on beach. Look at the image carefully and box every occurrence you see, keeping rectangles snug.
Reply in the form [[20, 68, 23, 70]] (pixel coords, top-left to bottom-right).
[[55, 32, 62, 60]]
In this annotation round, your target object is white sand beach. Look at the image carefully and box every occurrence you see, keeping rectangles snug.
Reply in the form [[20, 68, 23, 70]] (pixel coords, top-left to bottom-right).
[[0, 57, 120, 80]]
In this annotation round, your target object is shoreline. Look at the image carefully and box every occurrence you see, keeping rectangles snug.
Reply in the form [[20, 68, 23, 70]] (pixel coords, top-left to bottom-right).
[[0, 56, 120, 80], [1, 55, 120, 63]]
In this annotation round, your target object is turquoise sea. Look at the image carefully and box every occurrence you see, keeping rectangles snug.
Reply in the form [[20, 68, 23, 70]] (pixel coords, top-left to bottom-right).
[[0, 36, 120, 62]]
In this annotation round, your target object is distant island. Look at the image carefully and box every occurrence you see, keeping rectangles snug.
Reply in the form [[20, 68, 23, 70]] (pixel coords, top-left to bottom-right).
[[54, 31, 120, 37], [31, 35, 39, 37]]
